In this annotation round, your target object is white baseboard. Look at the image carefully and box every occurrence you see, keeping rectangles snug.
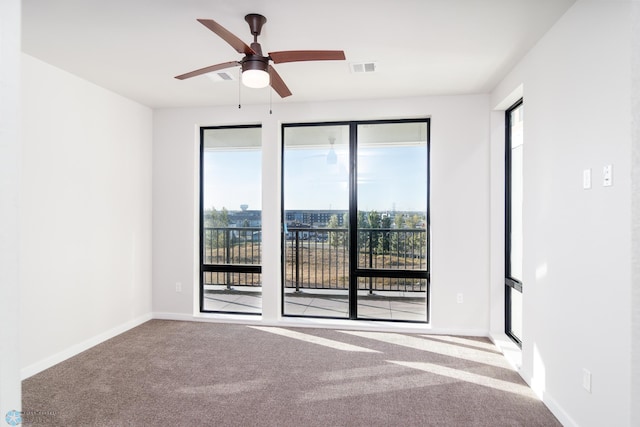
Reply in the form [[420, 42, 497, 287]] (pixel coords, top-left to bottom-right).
[[542, 391, 579, 427], [21, 313, 153, 380], [489, 333, 579, 427], [153, 311, 268, 326], [152, 312, 195, 322], [489, 332, 522, 371]]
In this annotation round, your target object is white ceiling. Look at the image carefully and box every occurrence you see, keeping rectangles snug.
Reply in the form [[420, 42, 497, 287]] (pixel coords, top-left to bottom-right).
[[22, 0, 575, 109]]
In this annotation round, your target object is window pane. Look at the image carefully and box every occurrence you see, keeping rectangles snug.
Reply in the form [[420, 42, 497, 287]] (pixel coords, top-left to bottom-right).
[[201, 126, 261, 314], [357, 277, 428, 321], [356, 122, 428, 322], [357, 122, 428, 271], [509, 287, 523, 340], [509, 105, 523, 281], [282, 125, 350, 318]]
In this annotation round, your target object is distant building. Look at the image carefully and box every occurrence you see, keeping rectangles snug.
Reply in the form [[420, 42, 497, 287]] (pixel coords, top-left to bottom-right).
[[224, 209, 425, 229], [285, 210, 348, 227], [227, 210, 261, 227]]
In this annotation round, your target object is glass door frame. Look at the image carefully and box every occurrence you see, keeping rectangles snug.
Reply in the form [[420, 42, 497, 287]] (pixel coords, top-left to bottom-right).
[[281, 118, 431, 322], [505, 99, 523, 346]]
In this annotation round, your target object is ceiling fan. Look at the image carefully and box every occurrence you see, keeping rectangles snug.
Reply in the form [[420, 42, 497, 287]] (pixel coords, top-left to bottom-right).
[[175, 14, 346, 98]]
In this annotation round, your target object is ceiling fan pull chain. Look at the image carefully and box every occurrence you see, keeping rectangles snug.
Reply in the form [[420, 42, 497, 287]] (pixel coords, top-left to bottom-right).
[[238, 68, 242, 109], [269, 87, 273, 115]]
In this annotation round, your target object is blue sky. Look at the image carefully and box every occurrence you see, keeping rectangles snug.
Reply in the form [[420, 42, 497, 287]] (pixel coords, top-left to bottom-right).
[[203, 150, 262, 211], [203, 145, 427, 213]]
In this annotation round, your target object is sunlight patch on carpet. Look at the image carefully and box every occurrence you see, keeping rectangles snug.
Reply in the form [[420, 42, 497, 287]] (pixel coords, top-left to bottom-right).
[[318, 364, 407, 381], [302, 371, 456, 401], [388, 361, 536, 398], [249, 326, 380, 352], [419, 335, 499, 353], [339, 331, 507, 368], [176, 378, 269, 396]]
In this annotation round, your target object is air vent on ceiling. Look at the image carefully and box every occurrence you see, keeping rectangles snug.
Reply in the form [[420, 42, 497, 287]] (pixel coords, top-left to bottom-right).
[[350, 62, 377, 73], [206, 71, 237, 82]]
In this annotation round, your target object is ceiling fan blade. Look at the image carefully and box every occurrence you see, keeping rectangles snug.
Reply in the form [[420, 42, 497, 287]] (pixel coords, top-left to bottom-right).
[[268, 65, 292, 98], [197, 18, 256, 55], [175, 61, 240, 80], [269, 50, 346, 64]]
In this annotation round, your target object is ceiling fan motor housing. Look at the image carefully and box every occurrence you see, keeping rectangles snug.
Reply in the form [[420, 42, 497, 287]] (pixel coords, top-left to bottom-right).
[[242, 55, 269, 73]]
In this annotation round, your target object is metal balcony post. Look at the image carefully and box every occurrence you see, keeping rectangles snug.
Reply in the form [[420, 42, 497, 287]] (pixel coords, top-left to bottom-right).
[[226, 228, 231, 289], [368, 229, 373, 294], [295, 230, 300, 292]]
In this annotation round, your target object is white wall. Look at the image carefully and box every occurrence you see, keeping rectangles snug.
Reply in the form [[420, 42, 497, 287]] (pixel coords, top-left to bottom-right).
[[20, 55, 153, 376], [491, 1, 632, 426], [152, 95, 491, 334], [631, 2, 640, 425], [0, 0, 22, 418]]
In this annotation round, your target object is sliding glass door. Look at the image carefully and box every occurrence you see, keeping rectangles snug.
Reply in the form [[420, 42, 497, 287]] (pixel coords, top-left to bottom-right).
[[282, 119, 429, 322], [355, 122, 429, 321], [282, 124, 350, 317]]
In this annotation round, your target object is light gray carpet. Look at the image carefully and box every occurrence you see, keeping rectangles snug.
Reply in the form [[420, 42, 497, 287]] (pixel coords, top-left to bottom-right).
[[22, 320, 560, 426]]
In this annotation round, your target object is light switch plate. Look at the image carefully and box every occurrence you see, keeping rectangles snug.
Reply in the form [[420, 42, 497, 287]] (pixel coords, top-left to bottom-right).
[[582, 368, 592, 393], [603, 164, 613, 187], [583, 169, 591, 189]]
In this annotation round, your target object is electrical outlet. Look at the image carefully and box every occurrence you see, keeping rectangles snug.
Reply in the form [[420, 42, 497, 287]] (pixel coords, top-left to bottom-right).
[[175, 282, 182, 293], [457, 293, 463, 304], [582, 368, 592, 393]]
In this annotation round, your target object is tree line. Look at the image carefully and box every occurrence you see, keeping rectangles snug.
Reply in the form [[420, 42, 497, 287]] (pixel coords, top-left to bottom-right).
[[327, 211, 426, 256]]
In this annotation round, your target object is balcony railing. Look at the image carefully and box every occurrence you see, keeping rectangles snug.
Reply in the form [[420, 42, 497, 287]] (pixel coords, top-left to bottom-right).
[[203, 227, 261, 288], [203, 226, 427, 292], [285, 227, 427, 293]]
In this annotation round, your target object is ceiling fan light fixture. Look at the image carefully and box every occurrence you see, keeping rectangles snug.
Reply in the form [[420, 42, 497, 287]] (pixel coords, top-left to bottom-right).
[[242, 58, 270, 88], [242, 69, 269, 88]]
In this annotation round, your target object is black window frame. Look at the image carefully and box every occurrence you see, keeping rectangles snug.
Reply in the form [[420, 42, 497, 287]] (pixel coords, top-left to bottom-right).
[[281, 118, 431, 323], [505, 99, 523, 346], [199, 124, 262, 315]]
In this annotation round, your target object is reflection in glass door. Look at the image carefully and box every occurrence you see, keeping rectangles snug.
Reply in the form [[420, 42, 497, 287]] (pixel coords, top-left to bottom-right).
[[282, 119, 430, 322]]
